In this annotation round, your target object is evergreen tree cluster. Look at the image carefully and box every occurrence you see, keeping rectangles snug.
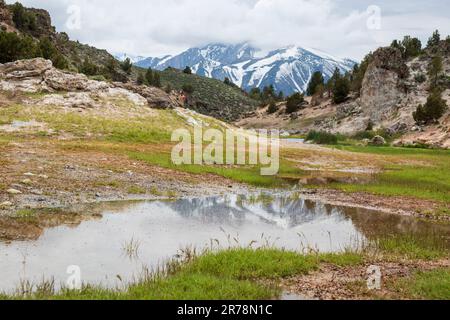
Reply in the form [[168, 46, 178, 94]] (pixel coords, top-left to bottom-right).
[[390, 36, 422, 59], [136, 68, 161, 87], [249, 85, 284, 104], [120, 58, 133, 75], [10, 2, 37, 33], [0, 30, 67, 69], [285, 92, 305, 114]]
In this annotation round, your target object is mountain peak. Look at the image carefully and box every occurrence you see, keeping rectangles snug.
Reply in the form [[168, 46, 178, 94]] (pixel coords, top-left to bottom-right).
[[134, 43, 355, 95]]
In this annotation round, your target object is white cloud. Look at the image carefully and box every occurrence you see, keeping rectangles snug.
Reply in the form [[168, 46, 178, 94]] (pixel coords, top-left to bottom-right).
[[6, 0, 450, 60]]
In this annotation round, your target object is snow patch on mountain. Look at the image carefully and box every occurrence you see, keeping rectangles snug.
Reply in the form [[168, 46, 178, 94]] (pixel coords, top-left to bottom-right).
[[134, 43, 356, 95]]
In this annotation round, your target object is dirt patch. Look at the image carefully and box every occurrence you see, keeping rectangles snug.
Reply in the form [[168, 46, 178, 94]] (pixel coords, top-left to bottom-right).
[[0, 138, 251, 218], [281, 259, 450, 300]]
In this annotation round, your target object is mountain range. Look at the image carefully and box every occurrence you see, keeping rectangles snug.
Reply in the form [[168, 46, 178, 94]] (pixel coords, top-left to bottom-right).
[[115, 43, 356, 95]]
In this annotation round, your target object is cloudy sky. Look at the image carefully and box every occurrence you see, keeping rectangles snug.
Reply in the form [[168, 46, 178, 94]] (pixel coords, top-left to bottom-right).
[[6, 0, 450, 61]]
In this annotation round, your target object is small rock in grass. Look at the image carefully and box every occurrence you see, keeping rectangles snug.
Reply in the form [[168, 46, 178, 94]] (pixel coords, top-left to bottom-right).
[[7, 189, 22, 195], [38, 174, 49, 179], [21, 179, 33, 185], [23, 172, 35, 177], [0, 201, 13, 208]]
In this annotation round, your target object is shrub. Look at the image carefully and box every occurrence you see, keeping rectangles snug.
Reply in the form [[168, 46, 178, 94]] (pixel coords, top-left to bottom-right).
[[306, 131, 338, 145], [11, 2, 37, 32], [414, 73, 426, 84], [286, 93, 304, 114], [0, 31, 37, 63], [413, 89, 447, 124], [267, 100, 278, 114], [80, 58, 99, 76], [136, 72, 145, 85], [164, 84, 172, 94], [182, 84, 195, 94]]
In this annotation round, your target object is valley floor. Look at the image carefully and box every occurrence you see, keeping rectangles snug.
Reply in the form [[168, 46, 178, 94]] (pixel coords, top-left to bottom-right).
[[0, 89, 449, 300]]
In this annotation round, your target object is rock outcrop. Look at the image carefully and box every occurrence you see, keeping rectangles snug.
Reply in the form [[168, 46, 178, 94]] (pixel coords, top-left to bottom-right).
[[0, 1, 15, 33], [360, 47, 409, 122], [0, 58, 182, 110]]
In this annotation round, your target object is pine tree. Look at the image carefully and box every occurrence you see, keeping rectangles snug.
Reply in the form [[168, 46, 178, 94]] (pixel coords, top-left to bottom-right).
[[428, 55, 443, 89], [137, 72, 145, 85], [145, 68, 154, 85], [333, 76, 350, 104], [401, 36, 422, 58], [120, 58, 133, 74], [413, 89, 447, 124], [326, 68, 340, 97], [286, 93, 305, 114], [183, 66, 192, 74], [427, 30, 441, 48], [277, 91, 284, 101], [306, 71, 324, 96], [152, 72, 161, 88], [267, 100, 278, 114]]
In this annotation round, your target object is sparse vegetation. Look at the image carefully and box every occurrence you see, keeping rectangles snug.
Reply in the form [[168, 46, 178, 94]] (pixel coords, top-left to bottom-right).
[[393, 269, 450, 300], [305, 130, 338, 145]]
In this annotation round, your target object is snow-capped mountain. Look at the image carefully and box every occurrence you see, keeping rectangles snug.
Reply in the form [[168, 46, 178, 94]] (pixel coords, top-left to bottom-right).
[[135, 43, 356, 95], [113, 52, 147, 64]]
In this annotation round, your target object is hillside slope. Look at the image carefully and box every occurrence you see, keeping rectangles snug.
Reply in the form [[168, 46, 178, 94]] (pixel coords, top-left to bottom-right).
[[0, 2, 258, 122], [157, 67, 258, 121]]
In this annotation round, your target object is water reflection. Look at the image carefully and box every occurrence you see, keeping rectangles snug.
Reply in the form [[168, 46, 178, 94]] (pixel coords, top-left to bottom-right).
[[0, 193, 448, 293]]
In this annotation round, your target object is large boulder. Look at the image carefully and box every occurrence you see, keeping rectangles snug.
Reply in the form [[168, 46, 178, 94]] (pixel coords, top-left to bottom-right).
[[0, 58, 53, 79], [370, 135, 386, 146], [113, 83, 181, 109], [44, 68, 109, 92]]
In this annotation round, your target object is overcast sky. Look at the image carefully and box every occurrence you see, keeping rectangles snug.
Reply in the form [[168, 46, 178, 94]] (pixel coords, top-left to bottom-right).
[[6, 0, 450, 61]]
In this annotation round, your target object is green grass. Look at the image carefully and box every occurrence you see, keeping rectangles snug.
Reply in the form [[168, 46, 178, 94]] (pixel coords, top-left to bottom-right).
[[393, 268, 450, 300], [185, 249, 319, 279], [128, 150, 302, 187], [375, 234, 449, 261], [318, 252, 365, 267], [328, 145, 450, 203], [2, 249, 320, 300], [0, 104, 185, 144], [15, 209, 38, 221], [127, 185, 146, 195]]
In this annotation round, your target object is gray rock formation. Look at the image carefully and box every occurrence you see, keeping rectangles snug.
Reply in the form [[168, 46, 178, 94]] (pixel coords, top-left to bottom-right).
[[0, 58, 182, 109], [360, 47, 409, 122]]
